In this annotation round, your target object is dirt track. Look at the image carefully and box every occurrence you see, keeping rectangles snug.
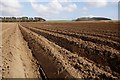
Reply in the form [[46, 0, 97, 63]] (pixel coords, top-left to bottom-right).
[[1, 22, 120, 79], [2, 23, 40, 78]]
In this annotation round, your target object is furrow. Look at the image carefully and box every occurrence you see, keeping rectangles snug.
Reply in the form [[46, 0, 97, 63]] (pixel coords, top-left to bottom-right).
[[19, 25, 118, 79], [26, 26, 120, 75], [34, 27, 120, 50]]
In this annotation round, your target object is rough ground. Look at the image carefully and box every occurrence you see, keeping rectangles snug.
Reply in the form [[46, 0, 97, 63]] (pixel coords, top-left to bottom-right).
[[19, 23, 119, 79], [1, 22, 120, 79]]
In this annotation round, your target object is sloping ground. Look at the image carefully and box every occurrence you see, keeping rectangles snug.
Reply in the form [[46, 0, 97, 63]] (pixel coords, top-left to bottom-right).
[[2, 23, 40, 78], [19, 24, 119, 79]]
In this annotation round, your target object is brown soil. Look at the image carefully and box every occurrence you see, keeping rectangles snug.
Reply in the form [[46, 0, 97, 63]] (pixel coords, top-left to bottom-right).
[[2, 23, 40, 78], [1, 22, 120, 79]]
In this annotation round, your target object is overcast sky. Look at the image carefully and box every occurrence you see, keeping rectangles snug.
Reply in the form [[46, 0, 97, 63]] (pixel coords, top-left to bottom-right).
[[0, 0, 119, 20]]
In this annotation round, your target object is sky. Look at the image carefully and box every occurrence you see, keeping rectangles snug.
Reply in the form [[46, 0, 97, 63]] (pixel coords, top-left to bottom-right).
[[0, 0, 119, 20]]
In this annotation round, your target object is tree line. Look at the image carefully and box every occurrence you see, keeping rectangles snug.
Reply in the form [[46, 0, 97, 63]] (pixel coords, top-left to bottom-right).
[[0, 17, 46, 22], [73, 17, 111, 21]]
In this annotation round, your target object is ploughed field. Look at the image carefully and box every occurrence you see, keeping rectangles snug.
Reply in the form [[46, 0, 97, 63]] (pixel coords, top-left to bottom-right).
[[1, 21, 120, 79]]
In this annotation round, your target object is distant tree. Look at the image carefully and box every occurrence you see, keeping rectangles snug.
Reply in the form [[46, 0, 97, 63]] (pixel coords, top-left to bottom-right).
[[75, 17, 111, 21], [34, 17, 46, 22], [0, 17, 46, 22], [29, 17, 34, 22], [16, 17, 22, 22], [11, 17, 16, 22], [92, 17, 111, 20], [22, 17, 28, 22], [0, 17, 2, 22]]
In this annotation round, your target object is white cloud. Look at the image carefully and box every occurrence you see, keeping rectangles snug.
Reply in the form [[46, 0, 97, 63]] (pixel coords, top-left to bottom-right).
[[0, 0, 22, 16], [64, 4, 77, 12], [87, 0, 108, 7], [30, 0, 62, 16], [30, 0, 77, 16], [80, 7, 88, 14], [88, 15, 105, 18], [109, 0, 119, 2], [80, 15, 109, 19], [82, 7, 88, 11]]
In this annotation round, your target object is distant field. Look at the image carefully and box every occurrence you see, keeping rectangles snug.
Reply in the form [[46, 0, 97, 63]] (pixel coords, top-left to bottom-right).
[[47, 20, 72, 22]]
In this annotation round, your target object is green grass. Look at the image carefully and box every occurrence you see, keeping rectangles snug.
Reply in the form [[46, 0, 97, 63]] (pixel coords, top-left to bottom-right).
[[46, 20, 72, 22]]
